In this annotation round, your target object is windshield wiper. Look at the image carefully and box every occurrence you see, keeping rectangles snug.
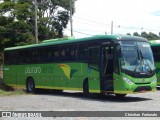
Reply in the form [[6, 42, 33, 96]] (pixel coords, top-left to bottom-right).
[[139, 50, 152, 73], [134, 49, 141, 73]]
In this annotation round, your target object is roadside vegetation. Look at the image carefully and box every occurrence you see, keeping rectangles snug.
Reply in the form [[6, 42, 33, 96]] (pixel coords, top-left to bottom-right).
[[0, 82, 26, 96]]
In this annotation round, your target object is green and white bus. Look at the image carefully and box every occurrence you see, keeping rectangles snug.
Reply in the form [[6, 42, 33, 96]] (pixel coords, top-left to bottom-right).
[[150, 40, 160, 86], [3, 35, 157, 97]]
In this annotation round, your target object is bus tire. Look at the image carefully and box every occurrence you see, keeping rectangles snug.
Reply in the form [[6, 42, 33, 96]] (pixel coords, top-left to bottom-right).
[[115, 94, 126, 97], [83, 79, 89, 97], [26, 78, 35, 93]]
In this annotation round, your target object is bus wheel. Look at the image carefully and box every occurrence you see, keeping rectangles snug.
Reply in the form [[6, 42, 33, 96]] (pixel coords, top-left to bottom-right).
[[83, 79, 89, 97], [115, 94, 126, 97], [26, 78, 35, 93]]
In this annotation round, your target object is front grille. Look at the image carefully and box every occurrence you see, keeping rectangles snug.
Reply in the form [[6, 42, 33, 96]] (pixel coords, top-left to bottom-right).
[[135, 82, 151, 85], [134, 86, 151, 92]]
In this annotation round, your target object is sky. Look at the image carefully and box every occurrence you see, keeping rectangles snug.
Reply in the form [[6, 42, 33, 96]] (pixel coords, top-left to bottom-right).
[[64, 0, 160, 38]]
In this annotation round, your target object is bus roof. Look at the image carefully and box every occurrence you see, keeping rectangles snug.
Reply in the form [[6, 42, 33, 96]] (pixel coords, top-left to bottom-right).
[[4, 34, 148, 51], [150, 40, 160, 47]]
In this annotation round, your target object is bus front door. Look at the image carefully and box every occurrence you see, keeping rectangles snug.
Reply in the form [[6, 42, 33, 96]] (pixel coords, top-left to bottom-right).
[[100, 46, 114, 93], [88, 46, 101, 93]]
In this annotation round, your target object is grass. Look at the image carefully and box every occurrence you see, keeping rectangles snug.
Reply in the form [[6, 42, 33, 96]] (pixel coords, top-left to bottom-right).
[[0, 89, 26, 96], [0, 81, 26, 96]]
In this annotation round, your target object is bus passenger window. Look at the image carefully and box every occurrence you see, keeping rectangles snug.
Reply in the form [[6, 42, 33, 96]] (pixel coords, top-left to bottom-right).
[[53, 47, 60, 61], [69, 45, 77, 61], [61, 46, 67, 61], [79, 44, 88, 61], [88, 47, 99, 70], [45, 47, 53, 62], [60, 45, 77, 61], [61, 49, 65, 56]]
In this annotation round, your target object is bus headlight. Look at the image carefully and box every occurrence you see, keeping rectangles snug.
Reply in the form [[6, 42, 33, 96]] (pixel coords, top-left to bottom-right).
[[152, 77, 157, 83], [123, 77, 134, 84]]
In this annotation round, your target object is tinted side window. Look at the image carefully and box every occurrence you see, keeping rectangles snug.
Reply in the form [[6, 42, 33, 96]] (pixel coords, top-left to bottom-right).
[[53, 47, 60, 61], [19, 50, 31, 64], [4, 52, 9, 65], [45, 47, 54, 62], [4, 51, 18, 65], [69, 45, 77, 61], [61, 46, 69, 61], [31, 49, 38, 63], [79, 44, 88, 61], [151, 46, 160, 62], [19, 50, 24, 64], [45, 46, 60, 62], [60, 45, 77, 61], [37, 48, 44, 63], [11, 51, 18, 64], [19, 48, 44, 64], [25, 50, 31, 63], [88, 47, 99, 70]]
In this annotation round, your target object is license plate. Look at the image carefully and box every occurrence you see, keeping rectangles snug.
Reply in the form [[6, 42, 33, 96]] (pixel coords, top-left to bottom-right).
[[140, 90, 146, 93]]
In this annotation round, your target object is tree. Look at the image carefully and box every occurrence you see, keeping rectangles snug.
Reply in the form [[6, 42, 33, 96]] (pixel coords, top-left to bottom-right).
[[131, 31, 160, 40], [133, 32, 140, 37], [37, 0, 75, 39], [148, 32, 159, 40], [0, 0, 75, 49], [141, 31, 148, 38], [126, 33, 131, 36], [141, 31, 160, 40]]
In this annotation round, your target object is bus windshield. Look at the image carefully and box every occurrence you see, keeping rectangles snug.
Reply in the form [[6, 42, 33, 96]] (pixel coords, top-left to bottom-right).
[[119, 41, 155, 75]]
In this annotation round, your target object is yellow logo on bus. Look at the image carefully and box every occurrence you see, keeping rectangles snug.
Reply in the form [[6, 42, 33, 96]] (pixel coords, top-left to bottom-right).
[[59, 64, 77, 79], [59, 64, 71, 79]]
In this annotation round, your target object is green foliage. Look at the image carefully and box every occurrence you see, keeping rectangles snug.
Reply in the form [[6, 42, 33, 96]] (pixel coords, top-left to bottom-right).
[[148, 32, 159, 40], [133, 32, 140, 37], [0, 1, 14, 15], [36, 0, 75, 39], [130, 32, 160, 40], [0, 0, 75, 51], [13, 2, 32, 21], [126, 33, 131, 36]]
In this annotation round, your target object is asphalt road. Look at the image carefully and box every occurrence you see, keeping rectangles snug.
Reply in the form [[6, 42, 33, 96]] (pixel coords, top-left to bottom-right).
[[0, 88, 160, 120]]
